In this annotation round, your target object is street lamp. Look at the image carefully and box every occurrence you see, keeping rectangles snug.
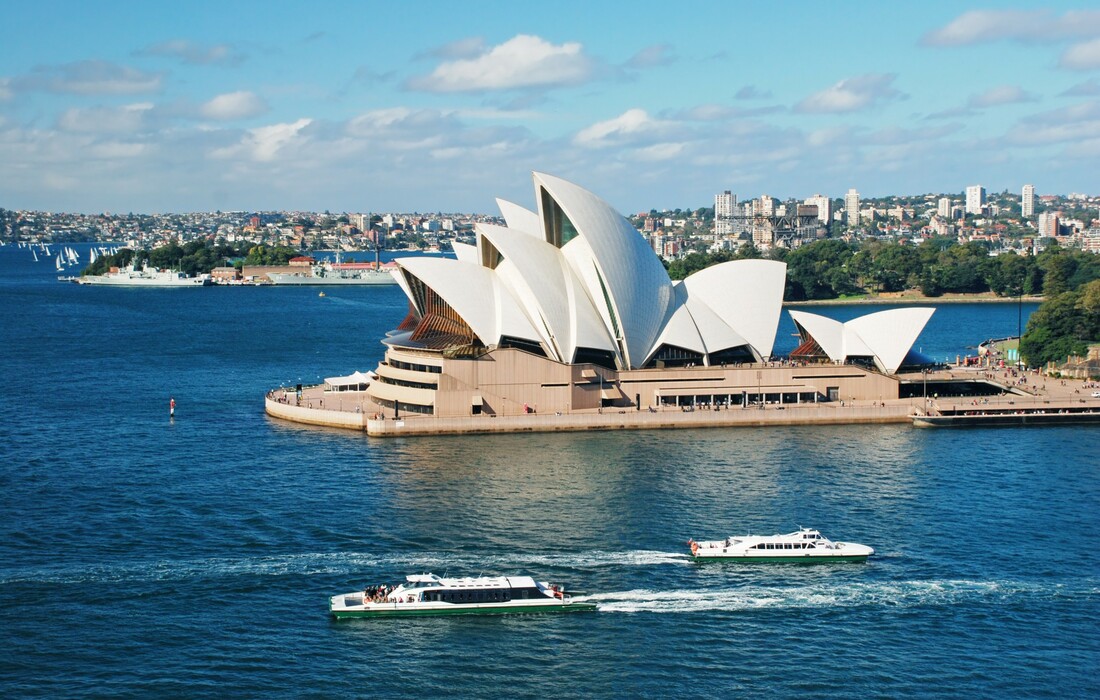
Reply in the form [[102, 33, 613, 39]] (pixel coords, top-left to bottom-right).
[[923, 368, 929, 414]]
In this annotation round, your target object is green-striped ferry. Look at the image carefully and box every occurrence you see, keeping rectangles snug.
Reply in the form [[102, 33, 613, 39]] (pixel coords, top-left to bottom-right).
[[329, 573, 597, 618], [689, 528, 874, 562]]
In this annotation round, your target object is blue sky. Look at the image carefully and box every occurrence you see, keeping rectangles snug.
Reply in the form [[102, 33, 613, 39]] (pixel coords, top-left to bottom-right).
[[2, 1, 1100, 214]]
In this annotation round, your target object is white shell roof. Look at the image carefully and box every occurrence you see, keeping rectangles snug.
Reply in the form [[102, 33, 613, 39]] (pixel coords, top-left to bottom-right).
[[788, 311, 844, 359], [495, 198, 543, 238], [534, 172, 673, 369], [395, 257, 541, 348], [647, 287, 708, 357], [680, 259, 787, 359], [386, 173, 811, 366], [680, 285, 753, 359], [788, 307, 935, 374], [390, 265, 417, 312], [847, 307, 935, 374], [476, 223, 615, 362], [450, 241, 478, 264], [644, 283, 754, 364]]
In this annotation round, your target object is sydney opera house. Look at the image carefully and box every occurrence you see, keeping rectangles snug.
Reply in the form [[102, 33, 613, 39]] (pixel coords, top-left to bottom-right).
[[363, 172, 934, 419]]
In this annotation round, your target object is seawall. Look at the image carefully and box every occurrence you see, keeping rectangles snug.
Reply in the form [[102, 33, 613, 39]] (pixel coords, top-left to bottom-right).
[[266, 396, 913, 437]]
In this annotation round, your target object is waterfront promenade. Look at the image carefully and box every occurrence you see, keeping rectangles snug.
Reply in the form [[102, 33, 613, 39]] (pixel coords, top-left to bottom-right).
[[265, 367, 1100, 437]]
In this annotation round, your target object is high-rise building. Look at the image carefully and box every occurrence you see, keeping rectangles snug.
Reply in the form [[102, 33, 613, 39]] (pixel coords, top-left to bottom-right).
[[714, 190, 736, 236], [965, 185, 986, 215], [1022, 184, 1035, 217], [757, 195, 776, 217], [715, 190, 736, 218], [845, 188, 860, 225], [1039, 211, 1060, 237], [937, 197, 951, 218], [804, 194, 831, 223]]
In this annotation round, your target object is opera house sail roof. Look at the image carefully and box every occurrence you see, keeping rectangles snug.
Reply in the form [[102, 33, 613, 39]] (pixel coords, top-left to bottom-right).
[[387, 172, 788, 370], [789, 307, 936, 374]]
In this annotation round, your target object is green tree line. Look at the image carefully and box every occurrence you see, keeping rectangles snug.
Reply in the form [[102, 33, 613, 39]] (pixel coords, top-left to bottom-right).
[[667, 238, 1100, 302], [1020, 280, 1100, 367], [83, 242, 301, 276]]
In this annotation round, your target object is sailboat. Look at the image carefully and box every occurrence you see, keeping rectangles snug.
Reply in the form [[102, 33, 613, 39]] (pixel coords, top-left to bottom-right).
[[56, 254, 64, 271], [32, 248, 39, 262]]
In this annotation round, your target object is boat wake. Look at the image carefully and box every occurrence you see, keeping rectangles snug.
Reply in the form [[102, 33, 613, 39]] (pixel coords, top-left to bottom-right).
[[0, 549, 691, 585], [579, 579, 1100, 613]]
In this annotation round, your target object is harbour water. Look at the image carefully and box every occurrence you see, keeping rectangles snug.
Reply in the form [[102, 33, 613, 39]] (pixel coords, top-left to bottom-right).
[[1, 245, 1096, 698]]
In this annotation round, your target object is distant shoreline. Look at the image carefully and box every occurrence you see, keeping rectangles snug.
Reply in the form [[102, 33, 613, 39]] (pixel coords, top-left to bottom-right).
[[786, 293, 1044, 306]]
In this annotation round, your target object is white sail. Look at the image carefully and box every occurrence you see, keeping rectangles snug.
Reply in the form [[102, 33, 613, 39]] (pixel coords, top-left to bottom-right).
[[56, 254, 64, 271]]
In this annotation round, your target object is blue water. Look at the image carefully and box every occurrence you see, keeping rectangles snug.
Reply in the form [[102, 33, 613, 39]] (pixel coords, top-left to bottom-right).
[[1, 244, 1096, 698]]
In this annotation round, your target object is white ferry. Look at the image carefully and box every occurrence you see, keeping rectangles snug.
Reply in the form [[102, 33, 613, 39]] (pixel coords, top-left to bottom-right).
[[329, 573, 597, 618], [688, 528, 874, 562]]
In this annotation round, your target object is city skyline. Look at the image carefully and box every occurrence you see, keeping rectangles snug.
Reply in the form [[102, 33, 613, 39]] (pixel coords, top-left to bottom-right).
[[2, 2, 1100, 214]]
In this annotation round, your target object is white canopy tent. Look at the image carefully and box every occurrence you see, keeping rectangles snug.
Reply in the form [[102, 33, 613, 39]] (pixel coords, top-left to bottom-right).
[[324, 370, 376, 392]]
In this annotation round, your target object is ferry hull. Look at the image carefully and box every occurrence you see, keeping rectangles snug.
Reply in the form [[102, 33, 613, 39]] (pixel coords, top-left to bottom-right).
[[692, 554, 870, 563], [330, 601, 597, 619]]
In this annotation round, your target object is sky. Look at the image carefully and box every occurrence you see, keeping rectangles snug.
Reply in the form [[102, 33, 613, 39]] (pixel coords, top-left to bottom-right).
[[2, 1, 1100, 215]]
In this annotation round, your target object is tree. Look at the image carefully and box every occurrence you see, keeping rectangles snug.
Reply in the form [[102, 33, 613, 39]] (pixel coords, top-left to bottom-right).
[[1040, 251, 1076, 297], [784, 239, 856, 300], [1020, 283, 1100, 366]]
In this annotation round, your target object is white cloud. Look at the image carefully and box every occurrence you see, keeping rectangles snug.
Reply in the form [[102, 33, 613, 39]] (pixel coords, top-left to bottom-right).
[[15, 60, 161, 95], [346, 107, 455, 150], [795, 74, 903, 113], [1061, 38, 1100, 70], [137, 39, 243, 66], [574, 109, 666, 148], [676, 104, 740, 121], [735, 85, 772, 100], [631, 142, 685, 161], [806, 126, 853, 148], [199, 91, 268, 121], [921, 10, 1100, 46], [211, 118, 312, 161], [89, 142, 148, 159], [1005, 100, 1100, 145], [417, 37, 486, 60], [968, 85, 1038, 108], [673, 103, 782, 121], [407, 34, 596, 92], [625, 44, 675, 69], [1062, 78, 1100, 97], [0, 78, 11, 101], [57, 103, 154, 133]]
